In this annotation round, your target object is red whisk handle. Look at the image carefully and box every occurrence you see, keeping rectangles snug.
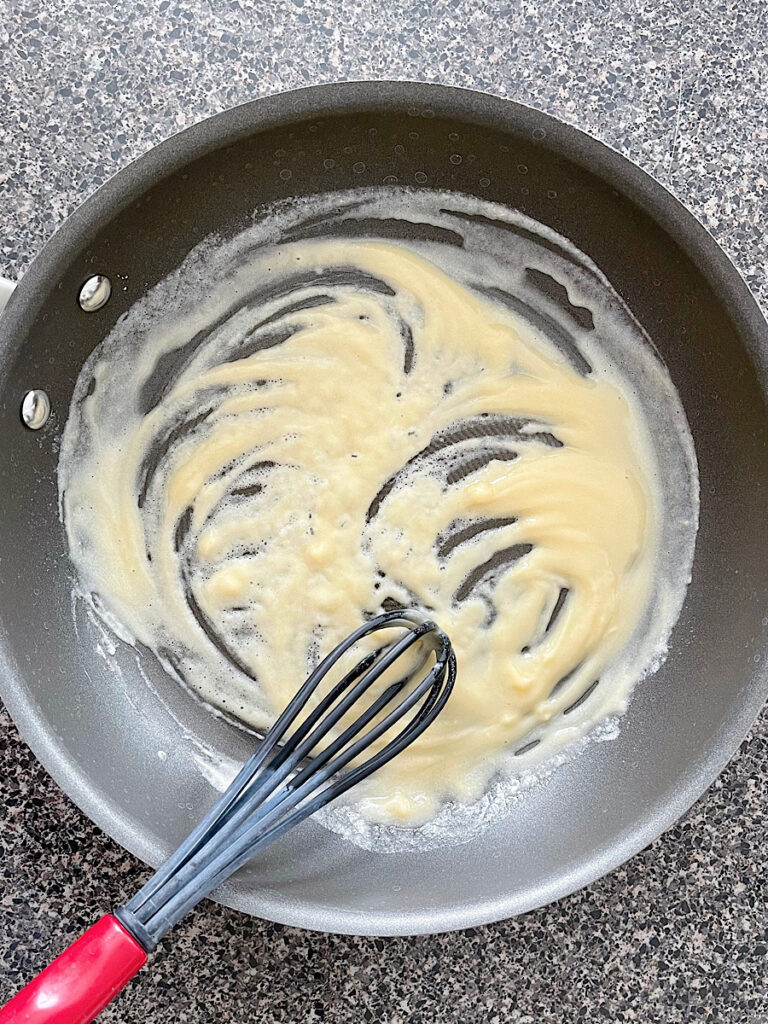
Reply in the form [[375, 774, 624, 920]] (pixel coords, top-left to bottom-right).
[[0, 915, 147, 1024]]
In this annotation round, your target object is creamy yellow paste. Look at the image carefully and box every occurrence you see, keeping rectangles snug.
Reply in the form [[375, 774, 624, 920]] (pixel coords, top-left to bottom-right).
[[59, 190, 698, 825]]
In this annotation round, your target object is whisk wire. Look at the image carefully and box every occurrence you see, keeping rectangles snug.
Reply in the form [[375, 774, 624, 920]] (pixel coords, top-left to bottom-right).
[[135, 648, 438, 927], [119, 610, 455, 947], [146, 656, 455, 933]]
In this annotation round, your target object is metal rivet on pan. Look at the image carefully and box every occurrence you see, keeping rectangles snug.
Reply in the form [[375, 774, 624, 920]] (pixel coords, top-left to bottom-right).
[[78, 274, 111, 312], [21, 389, 51, 430]]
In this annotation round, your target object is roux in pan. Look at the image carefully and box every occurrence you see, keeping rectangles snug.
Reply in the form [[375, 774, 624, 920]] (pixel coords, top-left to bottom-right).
[[59, 190, 698, 824]]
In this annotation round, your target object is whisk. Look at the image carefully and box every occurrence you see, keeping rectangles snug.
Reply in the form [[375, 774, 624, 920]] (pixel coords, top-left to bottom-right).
[[0, 610, 455, 1024]]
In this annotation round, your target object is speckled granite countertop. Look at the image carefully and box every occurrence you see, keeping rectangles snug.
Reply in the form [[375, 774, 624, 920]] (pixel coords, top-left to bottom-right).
[[2, 1, 768, 1020]]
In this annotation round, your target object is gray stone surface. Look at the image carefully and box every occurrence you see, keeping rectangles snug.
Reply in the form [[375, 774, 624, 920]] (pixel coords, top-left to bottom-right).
[[1, 0, 767, 1020]]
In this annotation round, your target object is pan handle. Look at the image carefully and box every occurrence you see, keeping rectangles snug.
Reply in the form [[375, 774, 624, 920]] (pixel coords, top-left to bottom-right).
[[0, 915, 147, 1024], [0, 277, 15, 312]]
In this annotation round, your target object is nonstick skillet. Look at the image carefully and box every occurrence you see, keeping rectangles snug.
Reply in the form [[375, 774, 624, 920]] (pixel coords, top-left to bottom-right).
[[1, 81, 767, 936]]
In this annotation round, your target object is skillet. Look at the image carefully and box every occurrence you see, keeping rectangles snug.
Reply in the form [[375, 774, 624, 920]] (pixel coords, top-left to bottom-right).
[[1, 81, 767, 935]]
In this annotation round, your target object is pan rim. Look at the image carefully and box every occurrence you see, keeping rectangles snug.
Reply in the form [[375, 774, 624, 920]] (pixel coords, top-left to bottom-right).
[[1, 80, 767, 936]]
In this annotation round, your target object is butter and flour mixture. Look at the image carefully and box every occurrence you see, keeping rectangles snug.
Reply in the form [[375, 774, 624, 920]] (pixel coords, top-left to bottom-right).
[[59, 189, 698, 827]]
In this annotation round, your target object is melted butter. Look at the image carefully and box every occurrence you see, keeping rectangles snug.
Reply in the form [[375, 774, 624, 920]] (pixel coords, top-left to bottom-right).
[[59, 190, 699, 826]]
